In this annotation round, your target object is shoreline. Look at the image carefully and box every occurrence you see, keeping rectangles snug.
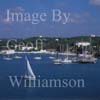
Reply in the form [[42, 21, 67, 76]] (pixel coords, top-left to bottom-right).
[[0, 50, 76, 56], [12, 51, 76, 56]]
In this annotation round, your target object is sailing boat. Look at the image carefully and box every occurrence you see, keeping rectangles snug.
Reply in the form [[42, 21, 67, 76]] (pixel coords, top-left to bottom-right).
[[53, 51, 62, 64], [61, 44, 72, 64], [24, 56, 36, 80]]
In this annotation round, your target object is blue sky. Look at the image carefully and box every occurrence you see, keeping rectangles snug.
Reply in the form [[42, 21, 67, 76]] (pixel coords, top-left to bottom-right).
[[0, 0, 100, 38]]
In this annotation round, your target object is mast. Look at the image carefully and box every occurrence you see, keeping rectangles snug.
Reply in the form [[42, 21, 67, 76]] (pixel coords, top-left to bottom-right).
[[66, 44, 69, 59]]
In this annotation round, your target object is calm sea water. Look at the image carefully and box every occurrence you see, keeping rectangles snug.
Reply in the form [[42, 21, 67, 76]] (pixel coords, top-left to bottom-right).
[[0, 53, 100, 100]]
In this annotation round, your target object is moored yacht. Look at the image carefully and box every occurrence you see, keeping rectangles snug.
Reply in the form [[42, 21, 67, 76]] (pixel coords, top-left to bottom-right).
[[33, 56, 42, 60], [78, 55, 97, 64], [53, 51, 62, 64], [53, 58, 62, 64], [61, 44, 72, 64], [2, 50, 15, 60], [3, 56, 12, 61], [14, 55, 22, 59], [61, 57, 72, 64]]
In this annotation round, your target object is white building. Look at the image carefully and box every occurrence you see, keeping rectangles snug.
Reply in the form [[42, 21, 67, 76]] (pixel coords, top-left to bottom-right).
[[76, 42, 90, 47]]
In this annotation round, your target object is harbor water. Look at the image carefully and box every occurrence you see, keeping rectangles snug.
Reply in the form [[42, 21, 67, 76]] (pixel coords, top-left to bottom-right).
[[0, 53, 100, 100]]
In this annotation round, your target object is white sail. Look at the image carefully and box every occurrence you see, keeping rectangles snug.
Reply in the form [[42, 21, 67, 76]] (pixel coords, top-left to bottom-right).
[[25, 56, 36, 79]]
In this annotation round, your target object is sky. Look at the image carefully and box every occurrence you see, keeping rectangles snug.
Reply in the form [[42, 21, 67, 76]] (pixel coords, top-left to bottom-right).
[[0, 0, 100, 38]]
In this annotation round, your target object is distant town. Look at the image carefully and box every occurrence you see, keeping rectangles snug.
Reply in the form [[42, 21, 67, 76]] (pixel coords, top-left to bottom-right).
[[0, 35, 100, 58]]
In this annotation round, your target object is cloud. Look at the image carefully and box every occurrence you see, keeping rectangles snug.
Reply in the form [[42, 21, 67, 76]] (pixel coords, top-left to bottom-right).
[[7, 6, 25, 12], [2, 19, 12, 24], [0, 13, 13, 25], [14, 6, 25, 12], [16, 6, 25, 11], [0, 6, 25, 25], [69, 12, 92, 24], [90, 0, 100, 6]]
